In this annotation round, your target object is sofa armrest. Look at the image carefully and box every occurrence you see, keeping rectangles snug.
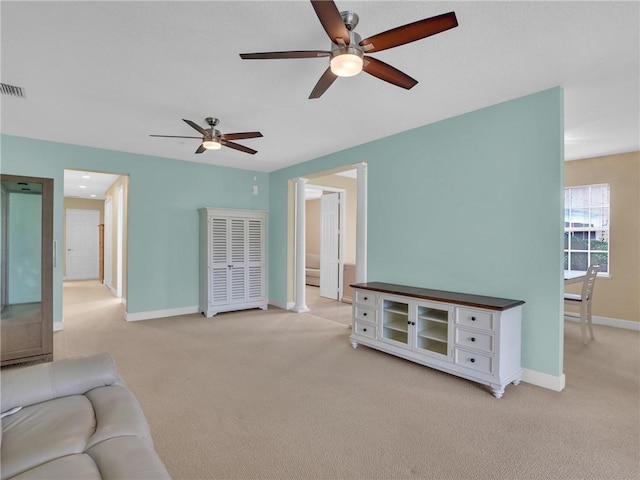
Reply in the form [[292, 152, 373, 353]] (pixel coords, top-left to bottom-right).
[[1, 353, 123, 413]]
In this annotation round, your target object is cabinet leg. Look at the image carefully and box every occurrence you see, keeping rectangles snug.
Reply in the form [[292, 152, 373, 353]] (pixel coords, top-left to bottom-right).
[[491, 386, 504, 399], [512, 378, 521, 386], [350, 340, 359, 349]]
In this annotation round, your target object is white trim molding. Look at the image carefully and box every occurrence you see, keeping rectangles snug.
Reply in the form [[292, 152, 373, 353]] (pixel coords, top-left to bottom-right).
[[268, 298, 292, 310], [522, 369, 566, 392], [292, 177, 310, 313], [125, 305, 198, 322], [564, 313, 639, 331], [54, 321, 64, 332], [355, 161, 367, 284]]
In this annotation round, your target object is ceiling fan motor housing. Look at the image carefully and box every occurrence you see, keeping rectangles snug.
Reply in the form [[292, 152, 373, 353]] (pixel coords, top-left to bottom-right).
[[340, 10, 359, 31]]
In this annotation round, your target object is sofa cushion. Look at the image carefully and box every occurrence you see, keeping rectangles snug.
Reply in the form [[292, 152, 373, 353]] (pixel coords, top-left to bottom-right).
[[85, 385, 153, 449], [306, 253, 320, 269], [87, 436, 172, 480], [9, 454, 102, 480], [1, 395, 96, 479], [1, 353, 121, 413], [0, 354, 171, 480], [306, 268, 320, 279]]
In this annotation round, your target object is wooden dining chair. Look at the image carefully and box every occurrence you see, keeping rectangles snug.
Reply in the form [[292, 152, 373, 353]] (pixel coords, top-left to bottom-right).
[[564, 265, 599, 344]]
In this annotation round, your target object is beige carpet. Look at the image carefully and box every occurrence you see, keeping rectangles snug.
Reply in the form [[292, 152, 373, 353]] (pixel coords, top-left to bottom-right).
[[55, 280, 639, 480]]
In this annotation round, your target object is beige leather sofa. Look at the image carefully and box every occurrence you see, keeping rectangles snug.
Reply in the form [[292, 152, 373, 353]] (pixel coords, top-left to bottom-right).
[[306, 253, 321, 286], [0, 353, 170, 479]]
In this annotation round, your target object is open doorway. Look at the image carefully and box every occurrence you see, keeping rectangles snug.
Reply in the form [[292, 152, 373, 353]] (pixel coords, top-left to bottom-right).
[[62, 169, 129, 329], [289, 165, 366, 324]]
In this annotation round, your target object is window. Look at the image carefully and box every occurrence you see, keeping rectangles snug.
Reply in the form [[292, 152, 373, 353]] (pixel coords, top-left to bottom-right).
[[564, 184, 609, 273]]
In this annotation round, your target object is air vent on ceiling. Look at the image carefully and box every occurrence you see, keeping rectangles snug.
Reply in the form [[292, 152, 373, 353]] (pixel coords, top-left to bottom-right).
[[1, 83, 26, 98]]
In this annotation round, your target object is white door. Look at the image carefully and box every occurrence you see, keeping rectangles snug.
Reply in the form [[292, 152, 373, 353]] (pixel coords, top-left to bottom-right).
[[104, 199, 112, 288], [320, 193, 340, 299], [66, 209, 100, 280], [229, 217, 247, 303], [247, 217, 265, 300], [209, 217, 230, 306]]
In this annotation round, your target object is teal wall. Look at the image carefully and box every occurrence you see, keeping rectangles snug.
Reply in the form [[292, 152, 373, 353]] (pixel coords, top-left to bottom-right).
[[269, 88, 565, 377], [0, 135, 269, 321], [7, 193, 42, 304], [0, 87, 565, 378]]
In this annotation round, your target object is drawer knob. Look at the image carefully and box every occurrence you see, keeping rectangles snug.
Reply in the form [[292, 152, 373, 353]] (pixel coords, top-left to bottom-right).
[[471, 316, 476, 321], [364, 296, 368, 301], [470, 358, 476, 363], [363, 312, 367, 316], [470, 337, 476, 342], [363, 328, 367, 332]]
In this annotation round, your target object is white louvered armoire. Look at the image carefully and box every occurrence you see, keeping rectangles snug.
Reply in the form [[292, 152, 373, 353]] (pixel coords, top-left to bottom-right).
[[199, 208, 267, 317]]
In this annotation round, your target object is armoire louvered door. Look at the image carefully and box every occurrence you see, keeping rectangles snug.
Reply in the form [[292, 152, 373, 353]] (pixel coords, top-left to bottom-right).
[[200, 208, 267, 317]]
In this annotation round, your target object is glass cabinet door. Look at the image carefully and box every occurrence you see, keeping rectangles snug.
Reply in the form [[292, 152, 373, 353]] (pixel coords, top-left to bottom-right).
[[1, 174, 53, 366], [381, 298, 409, 346], [415, 303, 451, 357]]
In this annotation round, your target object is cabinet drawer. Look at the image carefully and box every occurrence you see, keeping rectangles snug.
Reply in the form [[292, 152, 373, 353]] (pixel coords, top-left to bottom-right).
[[354, 321, 376, 339], [454, 348, 493, 374], [456, 308, 494, 331], [455, 328, 493, 354], [354, 306, 376, 323], [354, 290, 377, 307]]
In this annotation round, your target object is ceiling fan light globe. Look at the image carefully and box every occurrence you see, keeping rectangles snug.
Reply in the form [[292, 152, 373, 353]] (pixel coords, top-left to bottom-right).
[[202, 140, 222, 150], [329, 43, 364, 77], [330, 52, 363, 77]]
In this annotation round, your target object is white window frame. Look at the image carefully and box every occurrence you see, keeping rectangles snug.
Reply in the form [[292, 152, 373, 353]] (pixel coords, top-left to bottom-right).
[[564, 183, 610, 274]]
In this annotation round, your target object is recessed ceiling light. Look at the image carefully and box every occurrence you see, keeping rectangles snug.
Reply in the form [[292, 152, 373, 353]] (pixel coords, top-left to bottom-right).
[[90, 194, 97, 198], [82, 175, 91, 179], [79, 185, 87, 189]]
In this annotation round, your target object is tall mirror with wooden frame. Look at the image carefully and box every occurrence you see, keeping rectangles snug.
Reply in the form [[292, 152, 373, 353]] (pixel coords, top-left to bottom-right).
[[1, 174, 53, 366]]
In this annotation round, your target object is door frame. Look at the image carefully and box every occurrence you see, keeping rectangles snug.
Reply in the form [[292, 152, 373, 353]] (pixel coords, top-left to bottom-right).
[[104, 197, 113, 291], [290, 162, 368, 312]]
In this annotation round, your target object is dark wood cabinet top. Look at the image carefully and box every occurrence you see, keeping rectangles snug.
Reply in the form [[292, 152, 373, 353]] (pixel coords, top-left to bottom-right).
[[350, 282, 525, 311]]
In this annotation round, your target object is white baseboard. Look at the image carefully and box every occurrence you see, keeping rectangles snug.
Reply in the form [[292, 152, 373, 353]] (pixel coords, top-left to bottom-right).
[[522, 368, 566, 392], [267, 299, 293, 310], [268, 299, 294, 310], [564, 312, 639, 331], [125, 305, 199, 322], [54, 321, 64, 332]]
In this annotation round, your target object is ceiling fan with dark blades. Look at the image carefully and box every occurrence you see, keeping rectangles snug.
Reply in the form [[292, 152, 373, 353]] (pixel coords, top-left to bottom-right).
[[150, 118, 263, 155], [240, 0, 458, 99]]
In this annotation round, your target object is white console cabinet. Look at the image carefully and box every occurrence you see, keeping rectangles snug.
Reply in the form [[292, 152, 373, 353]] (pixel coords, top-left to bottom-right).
[[199, 208, 267, 317], [351, 282, 524, 398]]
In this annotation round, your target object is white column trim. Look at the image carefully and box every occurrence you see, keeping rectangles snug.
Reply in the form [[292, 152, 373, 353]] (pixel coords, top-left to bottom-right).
[[293, 177, 310, 313], [355, 162, 368, 284]]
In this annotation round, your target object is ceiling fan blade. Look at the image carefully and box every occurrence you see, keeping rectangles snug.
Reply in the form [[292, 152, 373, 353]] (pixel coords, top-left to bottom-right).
[[182, 118, 209, 136], [359, 11, 458, 53], [309, 67, 338, 99], [222, 132, 263, 141], [240, 51, 330, 60], [149, 135, 202, 139], [195, 144, 206, 154], [362, 56, 418, 90], [310, 0, 350, 45], [222, 140, 258, 155]]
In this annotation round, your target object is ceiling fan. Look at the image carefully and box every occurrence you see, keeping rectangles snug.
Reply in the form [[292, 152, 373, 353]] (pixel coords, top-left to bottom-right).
[[150, 118, 263, 155], [240, 1, 458, 99]]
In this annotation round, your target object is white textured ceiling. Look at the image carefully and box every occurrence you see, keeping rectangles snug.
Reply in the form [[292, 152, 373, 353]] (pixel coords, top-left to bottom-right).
[[1, 1, 638, 174], [63, 170, 119, 199]]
